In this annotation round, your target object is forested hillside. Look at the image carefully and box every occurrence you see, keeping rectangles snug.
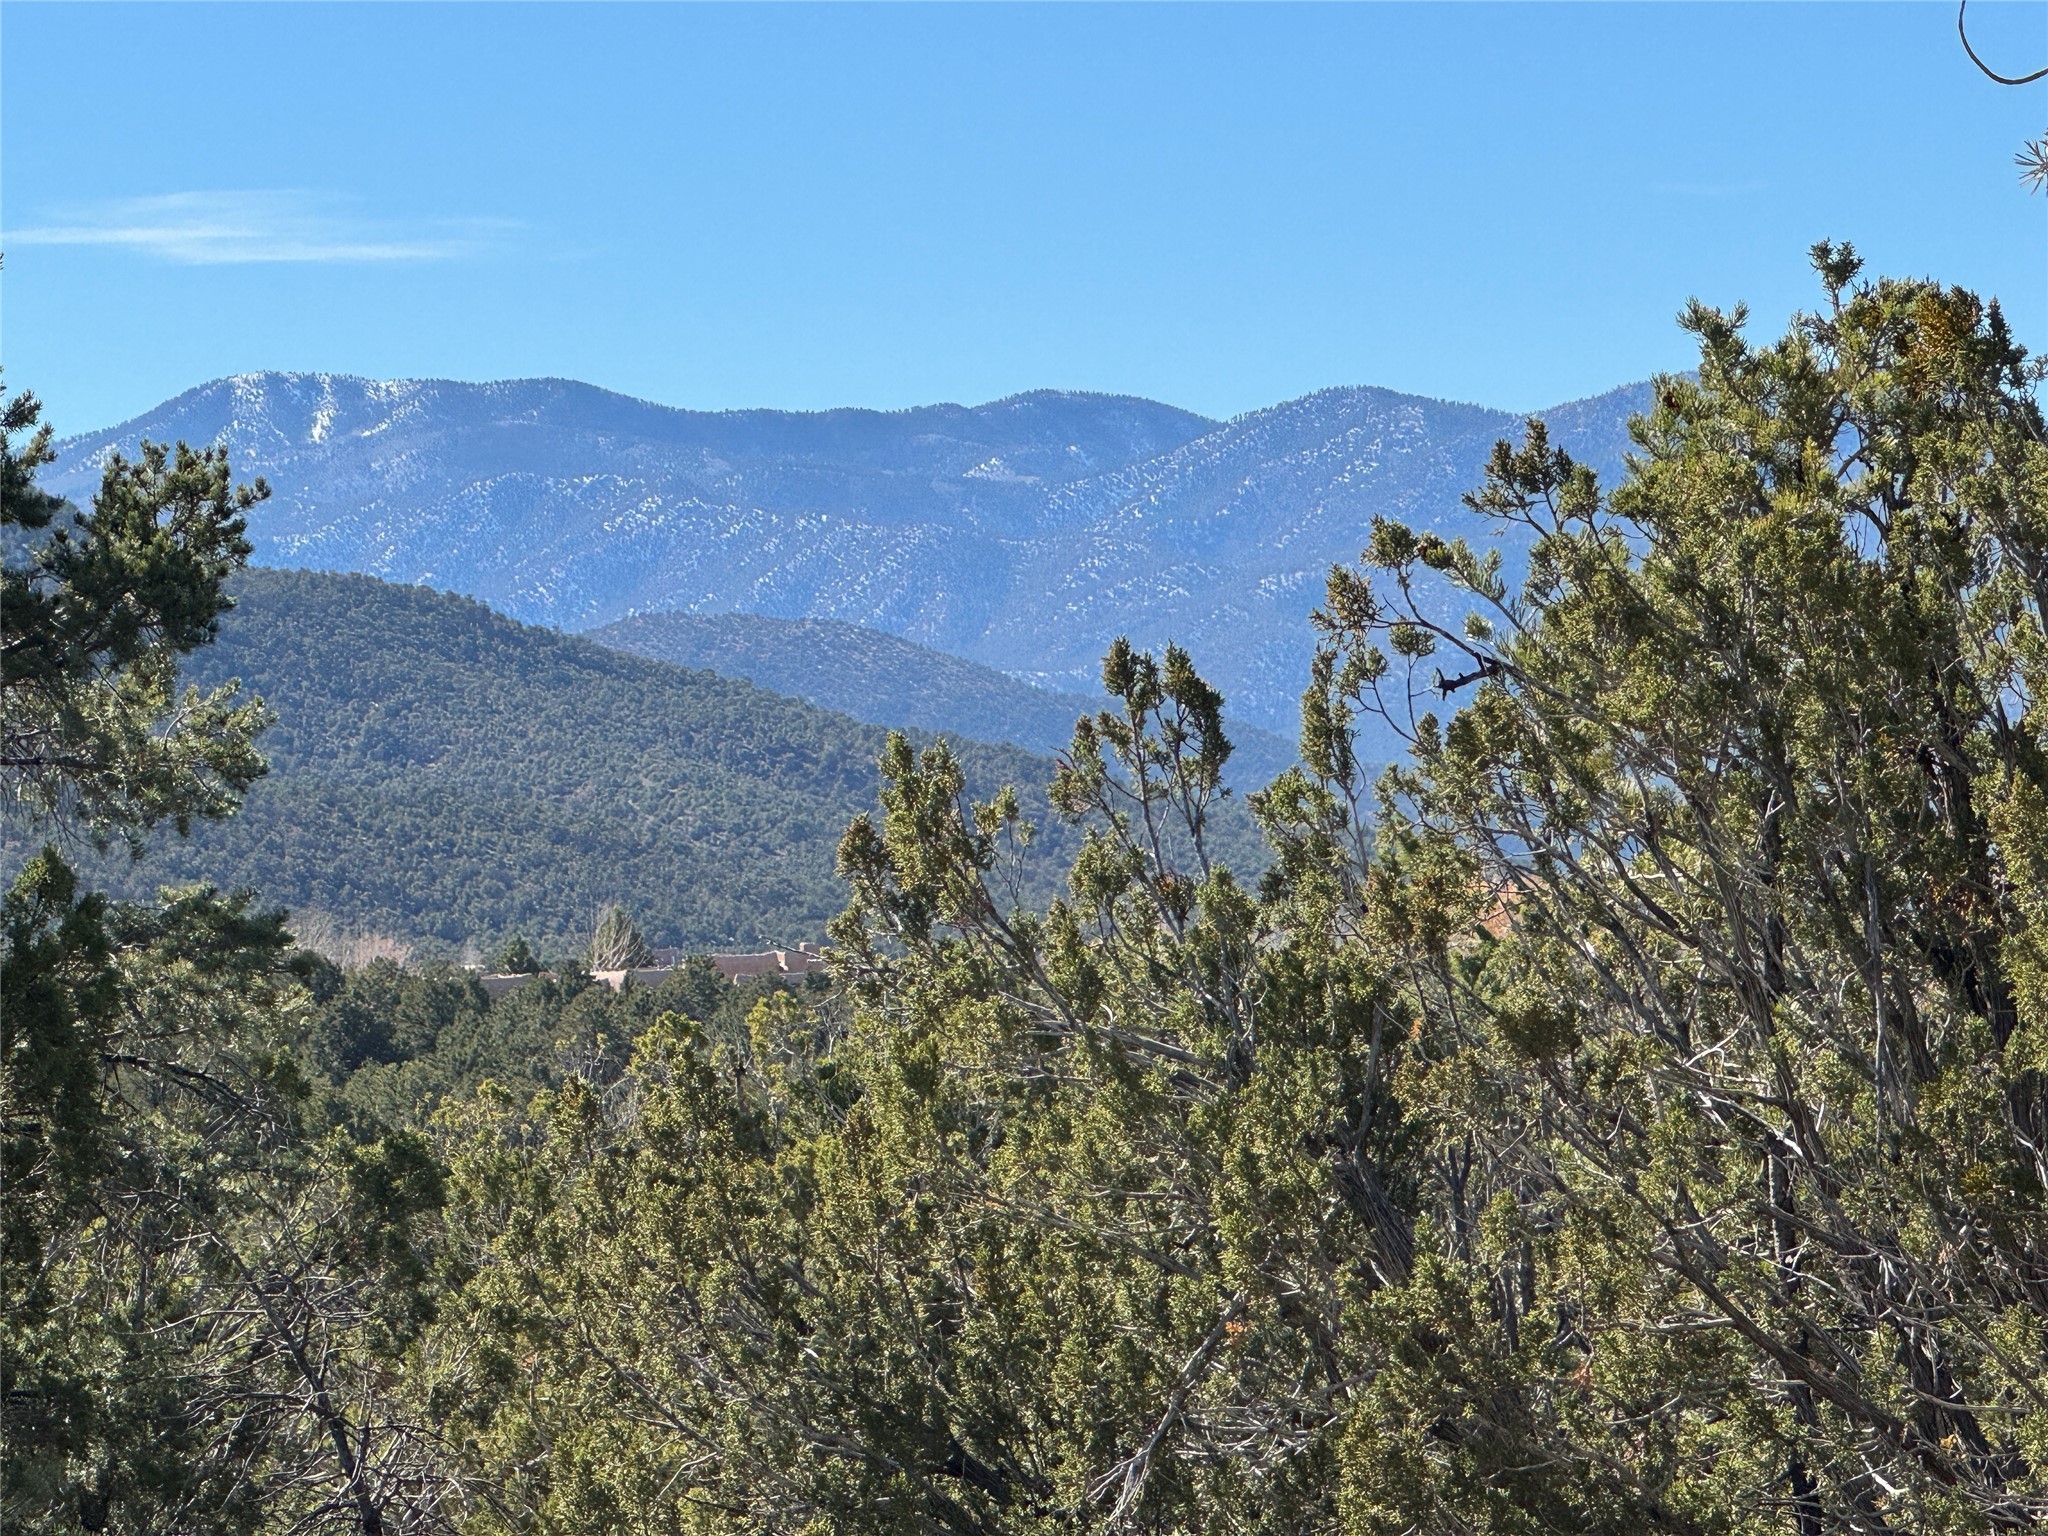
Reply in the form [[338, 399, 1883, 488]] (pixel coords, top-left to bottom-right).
[[38, 568, 1155, 952], [589, 608, 1301, 789]]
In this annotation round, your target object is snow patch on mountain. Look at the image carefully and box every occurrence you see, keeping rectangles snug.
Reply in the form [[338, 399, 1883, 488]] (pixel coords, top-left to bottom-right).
[[46, 372, 1653, 742]]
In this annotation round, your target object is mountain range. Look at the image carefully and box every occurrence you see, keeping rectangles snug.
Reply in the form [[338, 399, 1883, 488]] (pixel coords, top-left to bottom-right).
[[45, 373, 1657, 743]]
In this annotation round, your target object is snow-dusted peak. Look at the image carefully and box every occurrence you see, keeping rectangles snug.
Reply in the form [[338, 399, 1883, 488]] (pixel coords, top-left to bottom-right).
[[41, 370, 1653, 741]]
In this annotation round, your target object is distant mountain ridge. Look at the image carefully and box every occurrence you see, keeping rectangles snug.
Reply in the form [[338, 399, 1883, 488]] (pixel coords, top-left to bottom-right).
[[46, 372, 1657, 739], [587, 610, 1300, 791]]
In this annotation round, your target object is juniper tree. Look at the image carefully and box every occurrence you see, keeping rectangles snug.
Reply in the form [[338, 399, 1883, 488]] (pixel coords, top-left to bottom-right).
[[424, 639, 1423, 1533], [1328, 243, 2048, 1532], [410, 245, 2048, 1536]]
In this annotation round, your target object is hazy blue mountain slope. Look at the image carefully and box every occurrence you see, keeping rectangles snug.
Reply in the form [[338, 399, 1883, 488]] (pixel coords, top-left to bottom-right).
[[14, 570, 1271, 954], [587, 610, 1299, 789], [978, 383, 1653, 729], [48, 372, 1653, 744], [42, 374, 1212, 600]]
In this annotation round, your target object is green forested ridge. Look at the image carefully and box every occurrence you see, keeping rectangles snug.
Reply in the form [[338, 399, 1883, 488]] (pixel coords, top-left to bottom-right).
[[31, 567, 1269, 953], [7, 248, 2048, 1536], [587, 609, 1302, 790]]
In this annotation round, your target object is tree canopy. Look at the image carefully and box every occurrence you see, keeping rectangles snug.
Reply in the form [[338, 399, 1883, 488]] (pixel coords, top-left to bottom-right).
[[7, 246, 2044, 1535]]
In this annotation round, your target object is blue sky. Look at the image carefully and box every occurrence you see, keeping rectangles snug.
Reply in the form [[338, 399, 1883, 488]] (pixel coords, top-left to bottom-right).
[[5, 2, 2044, 433]]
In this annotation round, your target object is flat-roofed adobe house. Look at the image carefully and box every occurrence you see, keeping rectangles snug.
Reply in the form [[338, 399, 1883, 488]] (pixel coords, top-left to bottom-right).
[[589, 965, 680, 991], [472, 943, 830, 997], [476, 971, 540, 1000], [708, 942, 827, 984], [589, 942, 828, 992]]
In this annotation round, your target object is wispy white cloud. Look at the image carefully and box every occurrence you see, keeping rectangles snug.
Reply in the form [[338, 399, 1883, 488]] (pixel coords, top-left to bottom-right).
[[6, 190, 514, 264]]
